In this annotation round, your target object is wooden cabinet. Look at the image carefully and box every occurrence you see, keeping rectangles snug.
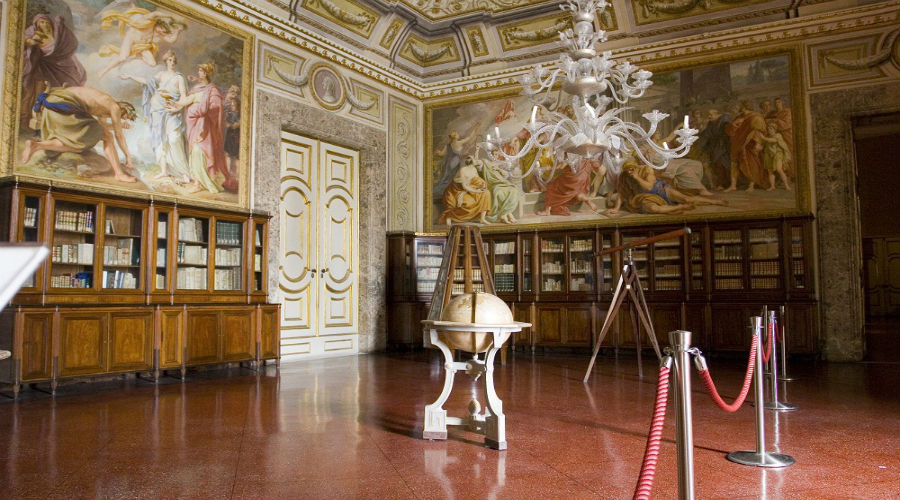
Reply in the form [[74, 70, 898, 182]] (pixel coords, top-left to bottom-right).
[[0, 180, 280, 395], [387, 216, 818, 355]]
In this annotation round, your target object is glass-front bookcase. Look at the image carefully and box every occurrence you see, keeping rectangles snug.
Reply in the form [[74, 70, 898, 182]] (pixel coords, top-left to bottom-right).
[[712, 228, 744, 291], [214, 219, 243, 291], [568, 233, 595, 293], [539, 235, 565, 293], [176, 216, 209, 290], [101, 205, 143, 289], [414, 237, 445, 298], [491, 237, 517, 294], [19, 194, 43, 289], [154, 210, 171, 291], [50, 200, 97, 289]]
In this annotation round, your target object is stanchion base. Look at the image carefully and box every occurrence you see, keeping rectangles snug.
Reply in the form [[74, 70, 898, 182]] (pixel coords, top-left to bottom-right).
[[765, 401, 797, 411], [727, 451, 795, 467]]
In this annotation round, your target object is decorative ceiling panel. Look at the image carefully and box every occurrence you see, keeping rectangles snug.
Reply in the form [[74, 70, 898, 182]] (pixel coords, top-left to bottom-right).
[[465, 27, 490, 57], [301, 0, 380, 37], [380, 18, 406, 49], [398, 34, 461, 67], [631, 0, 772, 26], [397, 0, 548, 22], [497, 13, 572, 52]]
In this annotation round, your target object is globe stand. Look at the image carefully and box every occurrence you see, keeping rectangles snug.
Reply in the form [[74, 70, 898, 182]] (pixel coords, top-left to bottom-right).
[[422, 320, 528, 450]]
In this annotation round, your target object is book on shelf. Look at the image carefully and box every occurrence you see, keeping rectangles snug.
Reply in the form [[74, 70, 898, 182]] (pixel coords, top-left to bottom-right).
[[155, 273, 166, 289], [102, 269, 137, 289], [24, 206, 38, 228], [156, 248, 167, 266], [54, 209, 95, 232], [254, 253, 262, 272], [178, 217, 205, 242], [176, 242, 207, 265], [52, 243, 94, 265], [51, 272, 92, 288], [103, 238, 136, 266], [215, 221, 241, 246], [157, 220, 168, 239], [176, 267, 208, 289], [214, 247, 242, 267], [214, 268, 242, 290], [255, 228, 262, 246]]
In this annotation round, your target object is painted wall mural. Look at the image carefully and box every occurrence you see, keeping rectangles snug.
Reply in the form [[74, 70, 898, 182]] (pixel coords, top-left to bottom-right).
[[425, 51, 807, 230], [3, 0, 252, 207]]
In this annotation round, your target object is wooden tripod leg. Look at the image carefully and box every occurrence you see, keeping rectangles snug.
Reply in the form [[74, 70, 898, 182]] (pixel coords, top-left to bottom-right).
[[629, 300, 643, 379], [583, 270, 630, 383]]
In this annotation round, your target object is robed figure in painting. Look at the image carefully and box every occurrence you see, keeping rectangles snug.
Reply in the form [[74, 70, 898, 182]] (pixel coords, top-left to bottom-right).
[[438, 156, 491, 225], [21, 13, 87, 128], [725, 101, 769, 191], [537, 158, 602, 216]]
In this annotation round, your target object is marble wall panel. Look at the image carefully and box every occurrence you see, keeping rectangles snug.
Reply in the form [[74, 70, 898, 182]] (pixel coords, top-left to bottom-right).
[[254, 89, 388, 352], [810, 82, 899, 361]]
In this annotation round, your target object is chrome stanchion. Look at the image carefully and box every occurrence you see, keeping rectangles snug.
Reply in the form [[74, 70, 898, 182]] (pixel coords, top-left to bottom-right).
[[765, 309, 796, 411], [670, 330, 695, 500], [761, 306, 772, 377], [778, 305, 795, 381], [727, 317, 795, 468]]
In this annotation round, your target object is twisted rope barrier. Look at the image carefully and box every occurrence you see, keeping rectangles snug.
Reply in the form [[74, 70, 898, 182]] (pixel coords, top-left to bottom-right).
[[761, 318, 775, 364], [695, 334, 759, 413], [632, 358, 672, 500]]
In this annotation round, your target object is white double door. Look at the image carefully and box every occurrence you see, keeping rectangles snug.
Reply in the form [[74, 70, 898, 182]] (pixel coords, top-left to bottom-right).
[[279, 131, 359, 359]]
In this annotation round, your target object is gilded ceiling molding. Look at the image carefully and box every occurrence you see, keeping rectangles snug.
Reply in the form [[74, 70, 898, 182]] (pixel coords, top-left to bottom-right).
[[300, 0, 379, 37], [348, 79, 385, 122], [198, 0, 427, 97], [504, 19, 568, 43], [396, 0, 547, 22], [465, 27, 489, 57], [380, 19, 406, 49], [632, 0, 771, 26], [823, 29, 900, 70], [399, 35, 460, 66], [410, 42, 453, 62], [497, 14, 572, 51]]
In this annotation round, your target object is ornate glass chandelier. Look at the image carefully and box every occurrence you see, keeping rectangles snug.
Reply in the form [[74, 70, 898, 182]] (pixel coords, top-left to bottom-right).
[[484, 0, 698, 176]]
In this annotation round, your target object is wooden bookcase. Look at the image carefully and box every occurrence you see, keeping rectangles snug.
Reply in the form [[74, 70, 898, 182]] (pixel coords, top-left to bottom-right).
[[0, 180, 280, 395], [386, 216, 818, 355]]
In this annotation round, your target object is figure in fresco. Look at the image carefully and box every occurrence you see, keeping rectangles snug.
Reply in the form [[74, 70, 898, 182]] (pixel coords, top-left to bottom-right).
[[22, 85, 138, 183], [438, 156, 491, 225], [168, 62, 237, 193], [696, 108, 732, 191], [119, 50, 190, 182], [223, 85, 241, 177], [527, 144, 557, 193], [768, 97, 794, 175], [536, 158, 603, 216], [725, 100, 768, 191], [605, 162, 727, 215], [759, 121, 793, 191], [477, 151, 522, 224], [433, 121, 482, 199], [20, 13, 87, 129], [97, 8, 187, 78]]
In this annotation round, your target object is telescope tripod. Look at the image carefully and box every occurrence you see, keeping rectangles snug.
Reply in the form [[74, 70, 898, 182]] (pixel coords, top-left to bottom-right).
[[583, 247, 663, 383]]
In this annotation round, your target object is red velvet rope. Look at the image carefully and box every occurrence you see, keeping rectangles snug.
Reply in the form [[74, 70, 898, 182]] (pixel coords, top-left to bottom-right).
[[761, 319, 775, 364], [698, 335, 758, 413], [632, 364, 671, 500]]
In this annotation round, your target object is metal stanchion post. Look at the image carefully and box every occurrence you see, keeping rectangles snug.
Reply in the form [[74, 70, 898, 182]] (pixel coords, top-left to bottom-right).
[[761, 306, 771, 377], [670, 330, 695, 500], [778, 305, 795, 381], [765, 310, 796, 411], [727, 317, 795, 468]]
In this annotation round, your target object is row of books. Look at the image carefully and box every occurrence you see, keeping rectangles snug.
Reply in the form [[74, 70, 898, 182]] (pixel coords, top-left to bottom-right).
[[570, 259, 592, 273], [655, 279, 683, 291], [51, 272, 92, 288], [216, 221, 242, 246], [176, 267, 208, 289], [178, 217, 206, 242], [494, 264, 515, 273], [750, 260, 782, 276], [570, 277, 593, 291], [451, 283, 484, 294], [540, 240, 564, 252], [495, 273, 515, 292], [24, 206, 38, 228], [417, 244, 444, 255], [570, 239, 592, 252], [713, 245, 743, 261], [177, 243, 208, 265], [417, 256, 443, 267], [55, 209, 94, 232], [215, 247, 242, 267], [103, 239, 137, 266], [214, 268, 242, 290], [102, 270, 137, 289], [493, 241, 515, 254], [52, 243, 94, 265], [452, 268, 482, 281], [750, 242, 780, 259]]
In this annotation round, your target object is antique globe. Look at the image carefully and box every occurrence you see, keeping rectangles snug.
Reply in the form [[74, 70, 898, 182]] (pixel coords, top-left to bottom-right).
[[440, 292, 514, 353]]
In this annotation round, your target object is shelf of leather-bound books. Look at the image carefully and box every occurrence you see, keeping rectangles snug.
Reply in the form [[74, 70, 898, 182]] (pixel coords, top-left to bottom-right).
[[100, 204, 144, 290], [619, 233, 650, 291], [711, 228, 746, 291], [748, 227, 782, 290], [489, 237, 517, 295], [213, 219, 243, 291], [651, 234, 684, 293], [688, 227, 707, 294], [413, 237, 446, 300], [539, 234, 566, 296], [567, 233, 595, 295], [49, 199, 98, 292], [175, 215, 210, 292]]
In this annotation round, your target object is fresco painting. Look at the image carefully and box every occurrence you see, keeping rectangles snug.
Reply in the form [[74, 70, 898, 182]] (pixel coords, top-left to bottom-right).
[[9, 0, 250, 206], [427, 54, 804, 230]]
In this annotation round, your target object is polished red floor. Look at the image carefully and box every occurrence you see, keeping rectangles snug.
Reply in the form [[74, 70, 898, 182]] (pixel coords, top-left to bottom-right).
[[0, 351, 897, 499]]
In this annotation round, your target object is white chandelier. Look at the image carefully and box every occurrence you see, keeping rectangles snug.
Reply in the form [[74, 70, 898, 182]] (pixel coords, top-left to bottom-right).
[[483, 0, 697, 176]]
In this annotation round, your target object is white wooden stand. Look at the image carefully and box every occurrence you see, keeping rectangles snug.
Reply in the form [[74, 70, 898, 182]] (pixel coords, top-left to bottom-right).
[[421, 320, 528, 450]]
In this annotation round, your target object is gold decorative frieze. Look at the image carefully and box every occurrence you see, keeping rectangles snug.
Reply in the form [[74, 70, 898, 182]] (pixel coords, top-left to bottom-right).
[[631, 0, 771, 26], [807, 29, 899, 88], [258, 43, 308, 97], [466, 27, 489, 57], [497, 14, 572, 52], [398, 34, 460, 67], [301, 0, 379, 38], [380, 18, 405, 49], [348, 78, 384, 123], [397, 0, 546, 22]]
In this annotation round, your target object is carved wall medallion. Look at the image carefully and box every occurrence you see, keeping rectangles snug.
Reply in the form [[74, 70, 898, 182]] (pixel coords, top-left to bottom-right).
[[310, 64, 347, 110]]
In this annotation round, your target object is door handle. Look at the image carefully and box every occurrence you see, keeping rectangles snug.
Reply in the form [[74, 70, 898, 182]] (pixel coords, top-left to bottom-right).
[[320, 268, 328, 277]]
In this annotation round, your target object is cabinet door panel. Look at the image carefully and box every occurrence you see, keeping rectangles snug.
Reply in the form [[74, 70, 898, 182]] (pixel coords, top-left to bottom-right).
[[108, 312, 152, 372], [259, 306, 279, 360], [785, 304, 818, 354], [160, 309, 184, 368], [536, 306, 562, 344], [186, 311, 219, 364], [709, 305, 752, 351], [20, 312, 53, 381], [59, 313, 106, 377], [222, 310, 254, 361], [564, 305, 592, 346]]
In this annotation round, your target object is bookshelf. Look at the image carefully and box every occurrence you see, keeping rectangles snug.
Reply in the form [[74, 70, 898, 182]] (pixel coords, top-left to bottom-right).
[[0, 180, 278, 395], [387, 216, 818, 355]]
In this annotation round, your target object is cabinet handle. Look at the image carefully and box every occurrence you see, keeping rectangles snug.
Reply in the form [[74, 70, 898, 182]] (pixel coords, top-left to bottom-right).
[[309, 268, 317, 273], [320, 268, 328, 277]]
